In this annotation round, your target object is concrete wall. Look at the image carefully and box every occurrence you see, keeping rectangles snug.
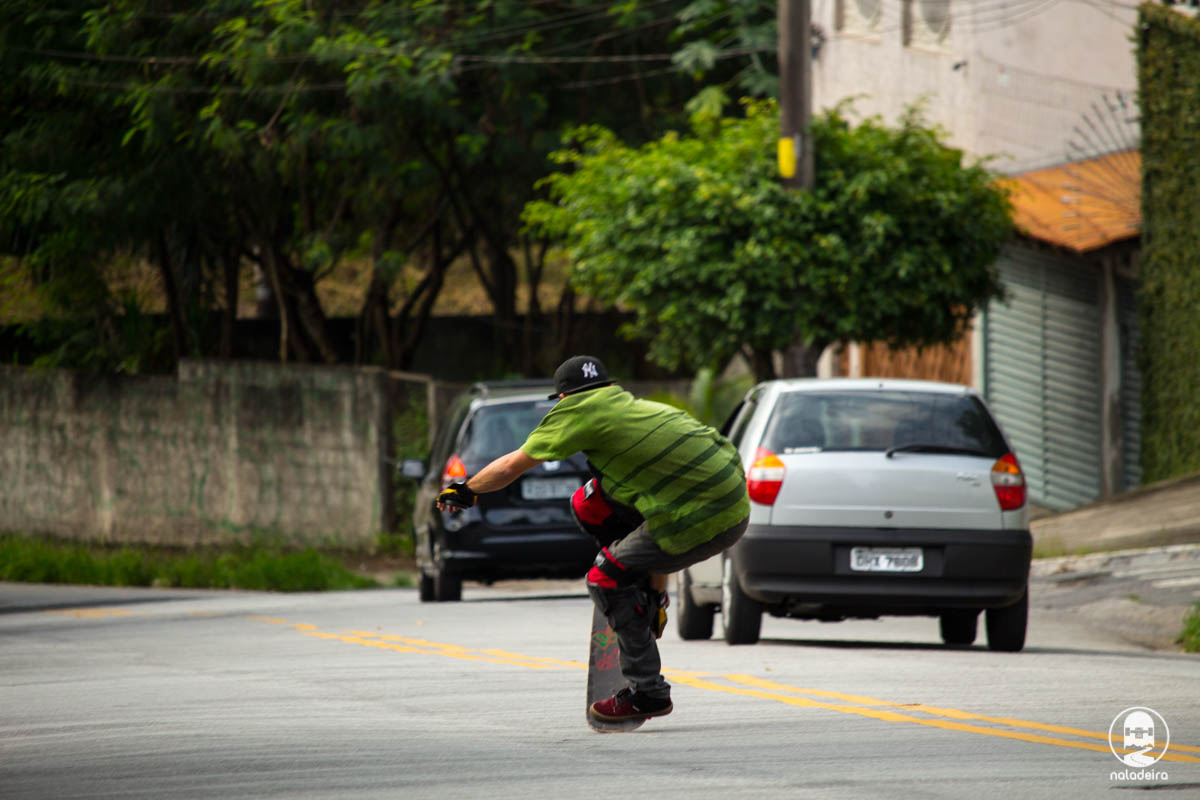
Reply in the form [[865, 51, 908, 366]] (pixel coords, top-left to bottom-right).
[[0, 360, 391, 548]]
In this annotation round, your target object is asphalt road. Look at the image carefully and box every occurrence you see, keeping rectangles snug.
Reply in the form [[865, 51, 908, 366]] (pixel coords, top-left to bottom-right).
[[2, 573, 1198, 800]]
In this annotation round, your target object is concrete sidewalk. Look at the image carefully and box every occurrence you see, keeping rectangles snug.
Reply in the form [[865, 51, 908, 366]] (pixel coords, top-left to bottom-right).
[[1031, 472, 1200, 556]]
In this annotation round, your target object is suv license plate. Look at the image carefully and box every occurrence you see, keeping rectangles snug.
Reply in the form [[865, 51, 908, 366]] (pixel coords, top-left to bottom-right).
[[520, 477, 581, 501], [850, 547, 924, 573]]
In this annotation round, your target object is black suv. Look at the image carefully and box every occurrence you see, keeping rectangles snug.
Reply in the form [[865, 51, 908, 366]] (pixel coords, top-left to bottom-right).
[[401, 381, 594, 602]]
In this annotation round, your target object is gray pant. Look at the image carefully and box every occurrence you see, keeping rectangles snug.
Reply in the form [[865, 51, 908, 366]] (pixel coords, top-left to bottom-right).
[[588, 518, 748, 698]]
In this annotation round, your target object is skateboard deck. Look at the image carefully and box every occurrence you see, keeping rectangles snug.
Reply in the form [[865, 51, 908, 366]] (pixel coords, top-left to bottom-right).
[[586, 604, 644, 732]]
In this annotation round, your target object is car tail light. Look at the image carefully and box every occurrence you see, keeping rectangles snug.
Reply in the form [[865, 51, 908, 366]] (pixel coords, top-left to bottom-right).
[[442, 454, 467, 488], [747, 447, 785, 506], [991, 453, 1026, 511]]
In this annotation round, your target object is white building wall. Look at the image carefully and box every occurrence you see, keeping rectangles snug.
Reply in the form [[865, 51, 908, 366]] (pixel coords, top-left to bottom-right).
[[811, 0, 1139, 172]]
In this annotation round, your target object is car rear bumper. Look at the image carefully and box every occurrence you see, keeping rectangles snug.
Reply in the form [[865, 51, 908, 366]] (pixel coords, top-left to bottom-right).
[[438, 526, 598, 581], [731, 523, 1031, 613]]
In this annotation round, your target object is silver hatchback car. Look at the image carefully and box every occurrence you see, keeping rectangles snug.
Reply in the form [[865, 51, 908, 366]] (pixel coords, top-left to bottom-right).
[[677, 378, 1032, 651]]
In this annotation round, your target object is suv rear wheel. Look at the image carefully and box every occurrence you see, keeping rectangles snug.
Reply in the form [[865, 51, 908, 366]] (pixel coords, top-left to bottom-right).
[[722, 557, 762, 645], [433, 563, 462, 602], [676, 570, 715, 641], [985, 588, 1028, 652], [939, 610, 978, 646], [424, 538, 463, 602], [418, 571, 436, 602]]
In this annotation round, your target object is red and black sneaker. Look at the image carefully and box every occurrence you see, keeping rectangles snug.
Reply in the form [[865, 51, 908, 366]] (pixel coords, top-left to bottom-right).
[[589, 687, 673, 722]]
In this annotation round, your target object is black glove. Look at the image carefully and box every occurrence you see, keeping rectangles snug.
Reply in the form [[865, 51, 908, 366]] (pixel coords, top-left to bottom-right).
[[436, 481, 476, 511]]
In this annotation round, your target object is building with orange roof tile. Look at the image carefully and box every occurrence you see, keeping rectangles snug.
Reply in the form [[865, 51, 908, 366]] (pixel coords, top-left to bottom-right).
[[808, 3, 1145, 511]]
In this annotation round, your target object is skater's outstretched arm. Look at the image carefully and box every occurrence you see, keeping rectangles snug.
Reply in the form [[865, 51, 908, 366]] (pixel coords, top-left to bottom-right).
[[435, 448, 544, 511]]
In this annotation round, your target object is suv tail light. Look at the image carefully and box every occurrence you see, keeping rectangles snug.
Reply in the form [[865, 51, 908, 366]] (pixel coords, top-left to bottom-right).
[[747, 447, 785, 505], [442, 454, 467, 488], [991, 453, 1026, 511]]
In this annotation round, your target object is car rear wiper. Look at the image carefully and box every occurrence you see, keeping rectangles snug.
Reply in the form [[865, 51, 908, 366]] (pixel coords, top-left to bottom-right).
[[885, 443, 993, 459]]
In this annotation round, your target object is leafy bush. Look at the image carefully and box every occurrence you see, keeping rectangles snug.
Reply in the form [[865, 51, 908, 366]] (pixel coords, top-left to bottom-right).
[[1178, 603, 1200, 653], [1137, 5, 1200, 482]]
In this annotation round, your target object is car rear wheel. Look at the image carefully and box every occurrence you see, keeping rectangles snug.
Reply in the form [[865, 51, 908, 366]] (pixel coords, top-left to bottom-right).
[[939, 610, 978, 646], [676, 570, 715, 641], [418, 571, 436, 602], [722, 557, 762, 645], [985, 588, 1028, 652]]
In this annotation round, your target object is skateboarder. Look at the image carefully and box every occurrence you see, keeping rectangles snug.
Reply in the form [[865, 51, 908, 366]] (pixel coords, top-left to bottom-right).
[[436, 355, 750, 723]]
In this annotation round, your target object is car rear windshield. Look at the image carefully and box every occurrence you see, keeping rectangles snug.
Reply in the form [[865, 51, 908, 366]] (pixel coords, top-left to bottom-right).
[[460, 400, 559, 462], [762, 391, 1008, 457]]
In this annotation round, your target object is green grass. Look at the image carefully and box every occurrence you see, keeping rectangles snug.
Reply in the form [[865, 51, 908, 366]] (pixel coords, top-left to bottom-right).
[[1178, 603, 1200, 653], [1031, 537, 1067, 560], [0, 534, 379, 592]]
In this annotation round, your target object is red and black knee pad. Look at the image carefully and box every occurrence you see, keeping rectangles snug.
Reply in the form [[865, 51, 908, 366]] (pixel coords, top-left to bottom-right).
[[586, 546, 633, 590]]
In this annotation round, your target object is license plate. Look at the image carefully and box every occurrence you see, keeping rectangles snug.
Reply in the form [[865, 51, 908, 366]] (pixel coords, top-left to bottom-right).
[[850, 547, 924, 573], [520, 477, 580, 501]]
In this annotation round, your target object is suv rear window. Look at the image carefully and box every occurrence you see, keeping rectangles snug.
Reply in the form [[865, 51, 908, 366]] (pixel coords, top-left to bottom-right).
[[460, 400, 558, 462], [762, 391, 1008, 457]]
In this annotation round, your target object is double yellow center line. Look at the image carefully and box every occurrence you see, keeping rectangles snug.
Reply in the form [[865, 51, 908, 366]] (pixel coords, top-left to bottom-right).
[[667, 672, 1200, 764], [248, 615, 1200, 764]]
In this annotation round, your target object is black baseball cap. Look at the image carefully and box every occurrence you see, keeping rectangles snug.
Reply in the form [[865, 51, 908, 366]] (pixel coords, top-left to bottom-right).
[[549, 355, 612, 399]]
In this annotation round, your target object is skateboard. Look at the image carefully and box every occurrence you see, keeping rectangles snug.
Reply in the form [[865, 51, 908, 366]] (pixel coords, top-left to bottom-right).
[[586, 604, 644, 732]]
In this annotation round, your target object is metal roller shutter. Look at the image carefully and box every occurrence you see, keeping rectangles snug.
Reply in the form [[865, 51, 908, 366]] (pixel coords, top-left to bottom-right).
[[985, 255, 1047, 504], [984, 248, 1102, 511]]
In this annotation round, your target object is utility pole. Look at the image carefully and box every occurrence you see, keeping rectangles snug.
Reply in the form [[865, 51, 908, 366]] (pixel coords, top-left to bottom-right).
[[777, 0, 813, 190], [778, 0, 819, 379]]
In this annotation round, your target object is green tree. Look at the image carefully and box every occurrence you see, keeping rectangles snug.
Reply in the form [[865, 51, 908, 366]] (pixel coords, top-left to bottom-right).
[[0, 0, 179, 372], [673, 0, 778, 98], [1, 1, 774, 375], [523, 99, 1013, 379]]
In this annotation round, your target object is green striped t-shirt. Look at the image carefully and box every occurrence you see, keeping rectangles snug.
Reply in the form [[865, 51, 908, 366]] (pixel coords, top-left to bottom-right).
[[520, 385, 749, 555]]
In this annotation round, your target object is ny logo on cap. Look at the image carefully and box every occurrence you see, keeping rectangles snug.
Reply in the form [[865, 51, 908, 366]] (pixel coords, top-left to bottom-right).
[[582, 362, 599, 379]]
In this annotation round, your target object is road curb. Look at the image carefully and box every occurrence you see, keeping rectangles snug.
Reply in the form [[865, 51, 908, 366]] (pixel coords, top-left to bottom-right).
[[1031, 544, 1200, 652]]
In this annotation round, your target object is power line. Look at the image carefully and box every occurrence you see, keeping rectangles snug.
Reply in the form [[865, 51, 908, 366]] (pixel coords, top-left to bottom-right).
[[8, 0, 695, 70], [15, 44, 734, 67], [531, 7, 730, 58], [459, 44, 767, 65], [37, 44, 767, 96], [834, 0, 1083, 38], [975, 51, 1135, 94], [560, 64, 679, 88], [425, 0, 683, 49], [18, 1, 1132, 93], [52, 78, 348, 95], [1076, 0, 1139, 24], [55, 1, 633, 26], [65, 0, 688, 51]]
